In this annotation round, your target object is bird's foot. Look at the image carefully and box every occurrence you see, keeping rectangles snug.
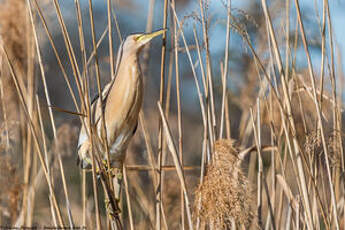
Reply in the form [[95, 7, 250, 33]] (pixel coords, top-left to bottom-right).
[[94, 160, 112, 175], [99, 160, 122, 175], [109, 167, 123, 178], [105, 197, 121, 219]]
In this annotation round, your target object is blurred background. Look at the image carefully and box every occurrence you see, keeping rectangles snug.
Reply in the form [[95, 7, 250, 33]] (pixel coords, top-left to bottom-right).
[[39, 0, 345, 114], [1, 0, 345, 228]]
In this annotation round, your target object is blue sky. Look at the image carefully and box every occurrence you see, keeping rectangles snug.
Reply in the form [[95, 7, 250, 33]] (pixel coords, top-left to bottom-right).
[[80, 0, 345, 70], [129, 0, 345, 72], [82, 0, 345, 102]]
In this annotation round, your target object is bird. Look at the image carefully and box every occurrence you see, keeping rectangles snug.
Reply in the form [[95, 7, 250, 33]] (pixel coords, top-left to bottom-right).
[[76, 29, 165, 200]]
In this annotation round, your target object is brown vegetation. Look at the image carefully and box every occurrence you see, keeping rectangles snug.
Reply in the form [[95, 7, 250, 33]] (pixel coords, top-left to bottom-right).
[[195, 139, 254, 229], [0, 0, 344, 229]]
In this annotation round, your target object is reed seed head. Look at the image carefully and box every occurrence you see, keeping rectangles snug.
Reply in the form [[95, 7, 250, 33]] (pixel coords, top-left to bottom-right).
[[195, 139, 254, 229]]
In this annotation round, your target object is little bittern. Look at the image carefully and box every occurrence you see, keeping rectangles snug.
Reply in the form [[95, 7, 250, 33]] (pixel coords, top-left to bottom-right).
[[77, 29, 165, 199]]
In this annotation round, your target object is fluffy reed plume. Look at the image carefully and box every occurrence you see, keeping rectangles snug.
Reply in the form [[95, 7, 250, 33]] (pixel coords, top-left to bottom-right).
[[305, 131, 342, 169], [0, 0, 29, 124], [0, 0, 28, 69], [0, 155, 22, 224], [260, 74, 334, 140], [195, 139, 254, 229]]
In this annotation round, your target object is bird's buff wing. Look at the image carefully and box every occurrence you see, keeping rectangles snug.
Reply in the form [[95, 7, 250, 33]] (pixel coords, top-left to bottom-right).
[[77, 80, 115, 167]]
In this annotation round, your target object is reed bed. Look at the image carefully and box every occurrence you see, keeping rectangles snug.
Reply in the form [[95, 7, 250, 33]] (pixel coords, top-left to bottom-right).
[[0, 0, 344, 229]]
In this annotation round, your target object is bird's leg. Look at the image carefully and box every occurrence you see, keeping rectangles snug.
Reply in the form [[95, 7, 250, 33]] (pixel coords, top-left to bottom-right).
[[101, 159, 123, 202], [102, 162, 123, 217], [103, 185, 121, 221], [101, 166, 123, 221], [110, 166, 123, 202], [104, 196, 112, 216]]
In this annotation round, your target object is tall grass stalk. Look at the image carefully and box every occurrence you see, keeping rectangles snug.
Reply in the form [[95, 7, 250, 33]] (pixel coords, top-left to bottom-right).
[[2, 0, 345, 229], [1, 43, 65, 227], [156, 0, 168, 229]]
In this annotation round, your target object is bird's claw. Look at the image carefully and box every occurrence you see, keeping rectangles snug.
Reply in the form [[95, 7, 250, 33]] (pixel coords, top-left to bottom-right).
[[105, 197, 121, 218], [100, 160, 122, 175]]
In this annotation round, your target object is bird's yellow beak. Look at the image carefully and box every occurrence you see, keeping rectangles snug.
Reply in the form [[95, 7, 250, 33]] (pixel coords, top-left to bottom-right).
[[135, 29, 166, 44]]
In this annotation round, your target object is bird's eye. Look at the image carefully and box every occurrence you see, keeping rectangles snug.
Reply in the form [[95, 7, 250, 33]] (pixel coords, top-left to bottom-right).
[[133, 35, 141, 41]]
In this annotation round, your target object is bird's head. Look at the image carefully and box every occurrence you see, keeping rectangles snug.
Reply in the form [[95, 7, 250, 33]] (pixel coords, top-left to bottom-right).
[[121, 29, 166, 56]]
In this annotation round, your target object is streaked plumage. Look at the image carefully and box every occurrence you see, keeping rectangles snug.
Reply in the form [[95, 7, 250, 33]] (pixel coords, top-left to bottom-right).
[[77, 30, 165, 172]]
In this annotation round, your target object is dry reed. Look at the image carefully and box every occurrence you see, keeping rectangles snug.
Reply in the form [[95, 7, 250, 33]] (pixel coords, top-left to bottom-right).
[[1, 0, 345, 229], [195, 139, 254, 229]]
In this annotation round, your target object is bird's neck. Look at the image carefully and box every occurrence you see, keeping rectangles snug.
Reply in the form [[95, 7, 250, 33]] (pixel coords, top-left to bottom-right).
[[114, 53, 142, 91], [106, 51, 143, 127], [116, 52, 140, 78]]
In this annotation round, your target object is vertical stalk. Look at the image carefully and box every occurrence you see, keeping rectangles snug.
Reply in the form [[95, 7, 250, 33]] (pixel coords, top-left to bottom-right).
[[123, 165, 134, 230], [87, 0, 105, 228], [219, 0, 231, 139], [156, 0, 168, 228], [171, 0, 185, 228], [251, 101, 262, 228], [107, 0, 114, 77], [22, 7, 35, 225], [27, 1, 74, 226], [199, 0, 216, 143], [1, 43, 64, 227], [261, 0, 314, 228], [73, 1, 92, 227], [319, 0, 326, 109], [52, 0, 85, 110], [294, 0, 339, 228], [142, 0, 156, 77]]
